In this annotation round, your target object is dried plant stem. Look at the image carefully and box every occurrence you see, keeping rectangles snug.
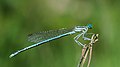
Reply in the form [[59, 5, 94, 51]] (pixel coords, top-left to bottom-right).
[[79, 46, 90, 67], [87, 46, 92, 67], [78, 34, 99, 67]]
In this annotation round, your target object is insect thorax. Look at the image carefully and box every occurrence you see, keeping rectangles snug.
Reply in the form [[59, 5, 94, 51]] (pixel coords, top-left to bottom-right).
[[74, 26, 87, 32]]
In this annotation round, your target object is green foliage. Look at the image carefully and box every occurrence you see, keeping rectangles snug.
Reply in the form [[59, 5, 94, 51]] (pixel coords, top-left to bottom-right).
[[0, 0, 120, 67]]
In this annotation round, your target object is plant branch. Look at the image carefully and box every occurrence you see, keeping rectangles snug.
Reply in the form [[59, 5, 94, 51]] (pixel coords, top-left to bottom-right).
[[78, 34, 99, 67]]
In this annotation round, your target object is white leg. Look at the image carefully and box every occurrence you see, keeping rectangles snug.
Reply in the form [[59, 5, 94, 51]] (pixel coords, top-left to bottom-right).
[[82, 28, 93, 41], [83, 33, 91, 40], [74, 33, 85, 47], [81, 28, 91, 41], [82, 33, 94, 40]]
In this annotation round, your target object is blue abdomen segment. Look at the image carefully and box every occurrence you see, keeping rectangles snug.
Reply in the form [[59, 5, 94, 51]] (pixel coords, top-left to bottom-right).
[[9, 30, 75, 58]]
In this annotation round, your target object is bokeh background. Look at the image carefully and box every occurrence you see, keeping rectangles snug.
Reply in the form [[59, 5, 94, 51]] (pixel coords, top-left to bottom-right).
[[0, 0, 120, 67]]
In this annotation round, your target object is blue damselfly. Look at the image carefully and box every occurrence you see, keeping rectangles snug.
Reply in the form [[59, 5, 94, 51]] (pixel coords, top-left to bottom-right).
[[9, 24, 92, 58]]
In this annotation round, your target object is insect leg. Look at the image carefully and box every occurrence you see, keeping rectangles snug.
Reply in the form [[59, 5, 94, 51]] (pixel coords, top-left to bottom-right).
[[74, 33, 85, 47], [82, 29, 92, 41]]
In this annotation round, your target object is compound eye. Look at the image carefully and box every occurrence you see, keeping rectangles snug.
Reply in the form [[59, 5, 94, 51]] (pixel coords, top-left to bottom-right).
[[87, 24, 92, 29]]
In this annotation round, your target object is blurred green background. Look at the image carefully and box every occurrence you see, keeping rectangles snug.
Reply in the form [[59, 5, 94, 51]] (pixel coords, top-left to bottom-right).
[[0, 0, 120, 67]]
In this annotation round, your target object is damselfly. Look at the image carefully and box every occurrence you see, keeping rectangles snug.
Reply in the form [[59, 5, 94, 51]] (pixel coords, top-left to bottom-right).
[[9, 24, 93, 58]]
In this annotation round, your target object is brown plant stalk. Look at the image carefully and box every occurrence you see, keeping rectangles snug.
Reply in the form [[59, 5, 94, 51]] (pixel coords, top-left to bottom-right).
[[78, 34, 99, 67]]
